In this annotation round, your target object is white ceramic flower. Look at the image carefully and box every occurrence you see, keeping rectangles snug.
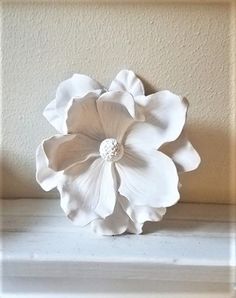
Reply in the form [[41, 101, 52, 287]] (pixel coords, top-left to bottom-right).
[[36, 70, 200, 235]]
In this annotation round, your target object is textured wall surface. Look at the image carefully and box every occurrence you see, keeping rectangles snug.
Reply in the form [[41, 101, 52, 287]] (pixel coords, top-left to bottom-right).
[[1, 2, 235, 203]]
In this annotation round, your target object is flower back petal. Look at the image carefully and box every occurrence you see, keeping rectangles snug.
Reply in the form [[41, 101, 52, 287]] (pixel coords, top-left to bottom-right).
[[59, 182, 99, 227], [126, 220, 143, 234], [109, 70, 145, 97], [56, 74, 104, 110], [135, 90, 188, 145], [119, 195, 166, 224], [36, 142, 62, 191], [160, 132, 201, 172], [65, 92, 105, 140], [44, 74, 104, 133], [97, 91, 143, 142], [43, 99, 63, 133], [90, 200, 129, 236]]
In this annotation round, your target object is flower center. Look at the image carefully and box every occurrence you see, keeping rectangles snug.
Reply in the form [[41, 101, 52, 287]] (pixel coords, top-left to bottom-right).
[[99, 138, 124, 162]]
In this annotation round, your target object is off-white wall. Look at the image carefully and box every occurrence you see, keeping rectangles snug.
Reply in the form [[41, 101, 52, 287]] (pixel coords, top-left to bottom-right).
[[1, 1, 235, 203]]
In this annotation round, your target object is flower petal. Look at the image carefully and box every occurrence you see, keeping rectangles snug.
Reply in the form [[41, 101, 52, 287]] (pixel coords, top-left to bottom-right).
[[126, 220, 143, 234], [135, 90, 188, 144], [65, 92, 105, 140], [43, 99, 63, 133], [36, 142, 62, 191], [124, 122, 165, 151], [116, 149, 179, 208], [44, 74, 104, 132], [90, 200, 129, 236], [97, 91, 142, 142], [160, 132, 201, 172], [58, 158, 117, 226], [109, 70, 145, 97], [43, 134, 100, 172], [93, 161, 117, 218], [59, 184, 98, 227], [55, 74, 104, 111], [119, 195, 166, 224]]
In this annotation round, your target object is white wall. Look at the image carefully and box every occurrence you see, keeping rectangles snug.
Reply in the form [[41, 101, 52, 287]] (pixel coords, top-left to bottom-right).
[[1, 1, 235, 203]]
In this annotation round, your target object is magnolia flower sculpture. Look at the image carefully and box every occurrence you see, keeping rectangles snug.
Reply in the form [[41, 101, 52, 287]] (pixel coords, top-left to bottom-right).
[[36, 70, 200, 235]]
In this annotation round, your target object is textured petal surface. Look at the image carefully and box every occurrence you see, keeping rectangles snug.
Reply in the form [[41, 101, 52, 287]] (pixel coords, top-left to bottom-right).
[[97, 91, 140, 142], [135, 90, 188, 145], [59, 158, 117, 226], [65, 92, 104, 140], [116, 149, 179, 208], [160, 132, 201, 172], [91, 200, 129, 236], [119, 195, 166, 224], [109, 70, 144, 97], [44, 74, 104, 132], [36, 142, 62, 191], [43, 134, 100, 171]]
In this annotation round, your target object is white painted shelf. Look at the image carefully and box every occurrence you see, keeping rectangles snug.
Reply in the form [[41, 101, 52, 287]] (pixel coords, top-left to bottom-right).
[[1, 198, 236, 297]]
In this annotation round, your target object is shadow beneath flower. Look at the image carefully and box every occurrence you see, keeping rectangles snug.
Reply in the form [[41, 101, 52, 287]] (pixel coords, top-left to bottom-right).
[[142, 216, 211, 235], [141, 202, 199, 235]]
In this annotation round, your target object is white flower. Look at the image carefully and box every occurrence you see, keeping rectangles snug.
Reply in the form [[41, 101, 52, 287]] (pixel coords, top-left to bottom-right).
[[36, 70, 200, 235]]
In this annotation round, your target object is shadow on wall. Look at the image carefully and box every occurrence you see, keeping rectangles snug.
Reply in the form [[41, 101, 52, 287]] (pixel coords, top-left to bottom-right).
[[1, 157, 25, 199], [0, 156, 31, 199], [0, 151, 57, 199], [0, 123, 233, 204], [180, 124, 231, 203]]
